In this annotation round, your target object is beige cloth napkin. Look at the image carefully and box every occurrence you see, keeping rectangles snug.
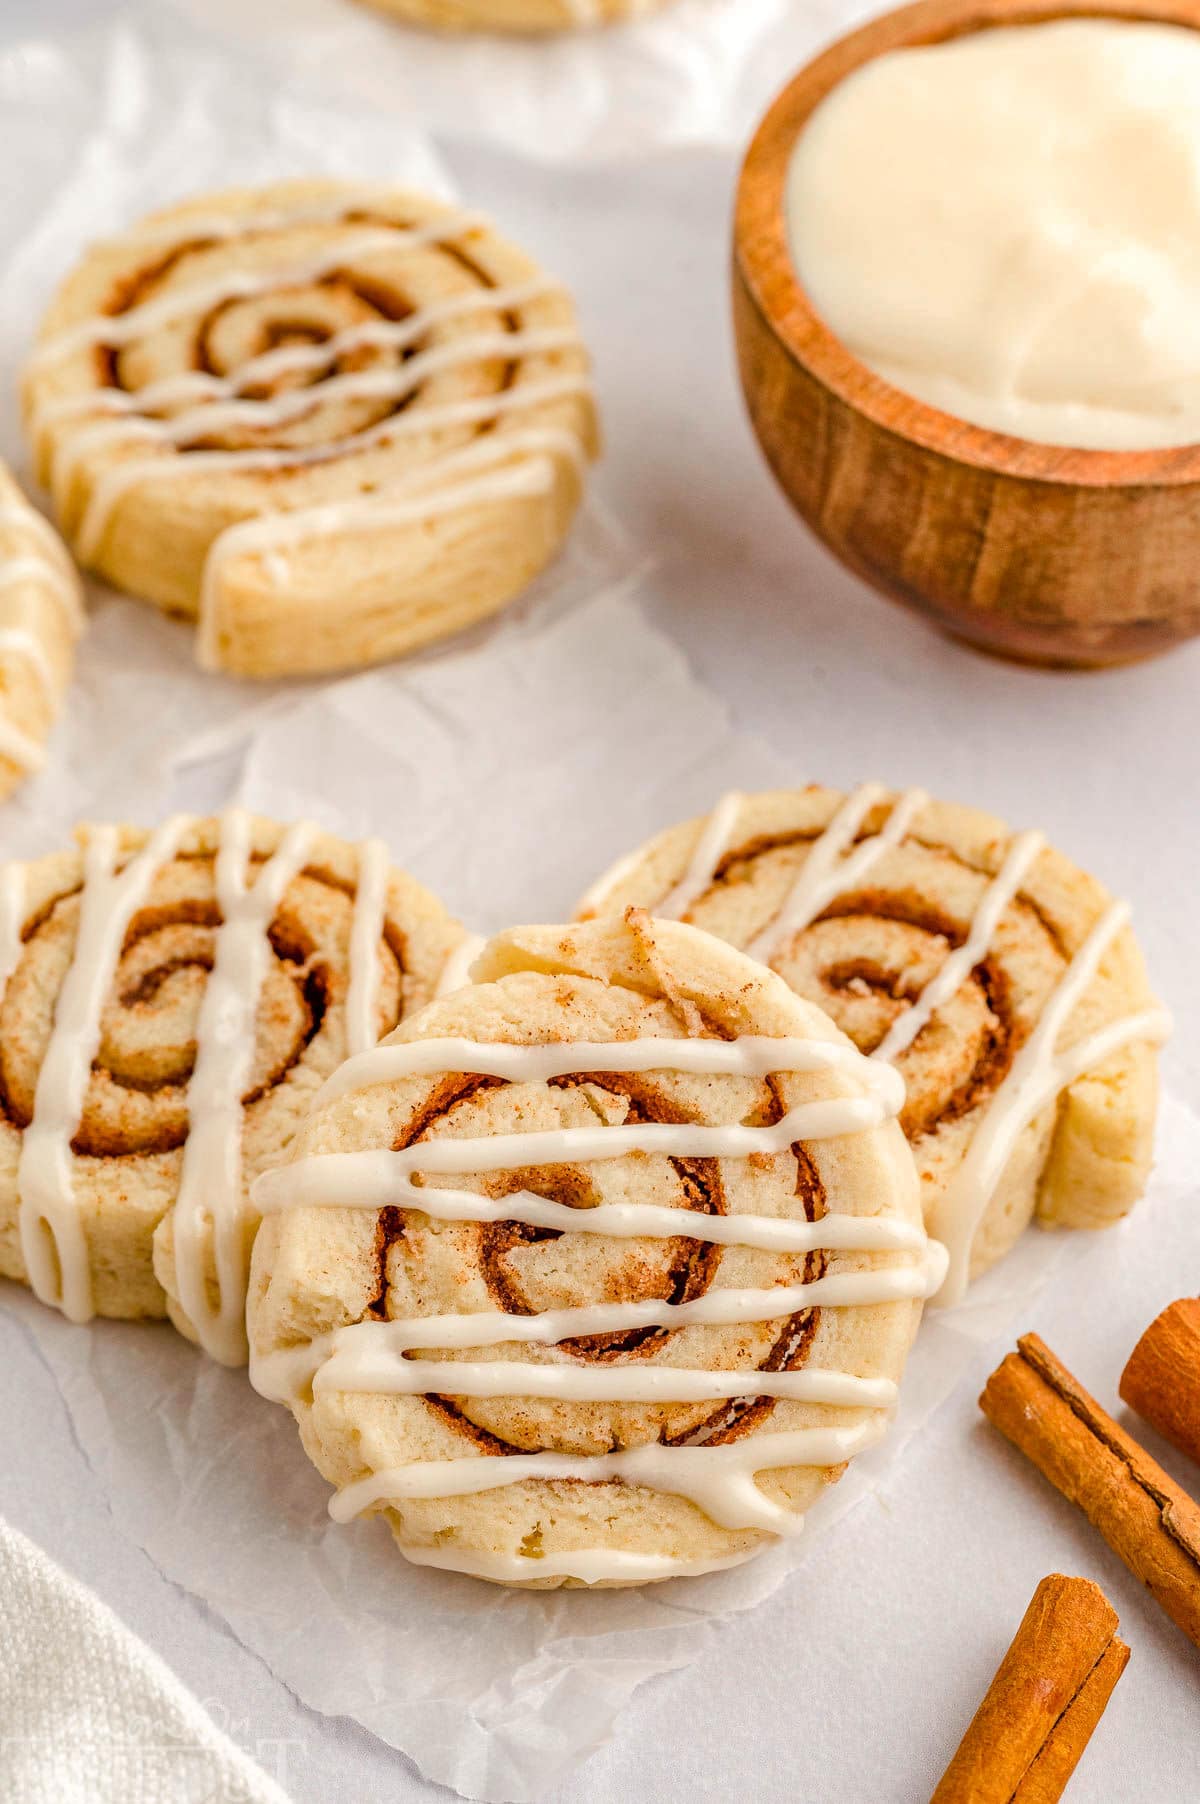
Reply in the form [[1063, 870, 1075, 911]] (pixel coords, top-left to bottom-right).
[[0, 1517, 294, 1804]]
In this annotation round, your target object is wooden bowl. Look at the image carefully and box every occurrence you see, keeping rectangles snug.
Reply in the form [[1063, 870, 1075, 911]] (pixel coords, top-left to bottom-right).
[[733, 0, 1200, 668]]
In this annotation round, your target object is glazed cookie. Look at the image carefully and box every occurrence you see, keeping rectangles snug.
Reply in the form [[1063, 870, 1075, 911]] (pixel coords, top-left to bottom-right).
[[23, 180, 598, 679], [0, 462, 84, 799], [355, 0, 670, 32], [248, 910, 939, 1588], [0, 813, 463, 1360], [577, 788, 1169, 1301]]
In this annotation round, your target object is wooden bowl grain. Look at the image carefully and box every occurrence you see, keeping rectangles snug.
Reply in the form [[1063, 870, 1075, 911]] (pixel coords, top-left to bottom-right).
[[733, 0, 1200, 668]]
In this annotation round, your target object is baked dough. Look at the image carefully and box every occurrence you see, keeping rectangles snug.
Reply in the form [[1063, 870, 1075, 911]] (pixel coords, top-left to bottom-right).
[[0, 813, 463, 1360], [248, 910, 935, 1587], [577, 787, 1167, 1298], [0, 462, 84, 800], [354, 0, 671, 31], [23, 180, 598, 679]]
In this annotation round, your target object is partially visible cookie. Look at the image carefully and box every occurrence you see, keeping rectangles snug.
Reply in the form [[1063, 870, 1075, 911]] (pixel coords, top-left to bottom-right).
[[354, 0, 670, 31], [23, 180, 597, 679], [577, 787, 1168, 1299], [0, 813, 463, 1360], [248, 910, 936, 1587], [0, 463, 83, 800]]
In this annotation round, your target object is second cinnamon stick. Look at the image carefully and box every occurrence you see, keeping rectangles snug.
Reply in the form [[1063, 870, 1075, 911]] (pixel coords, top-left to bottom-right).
[[1120, 1298, 1200, 1467], [980, 1333, 1200, 1650]]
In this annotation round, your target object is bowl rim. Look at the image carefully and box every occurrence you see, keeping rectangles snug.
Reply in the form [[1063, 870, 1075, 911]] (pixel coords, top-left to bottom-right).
[[734, 0, 1200, 489]]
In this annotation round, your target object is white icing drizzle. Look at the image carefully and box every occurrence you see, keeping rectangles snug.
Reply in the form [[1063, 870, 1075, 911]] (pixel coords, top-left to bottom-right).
[[71, 378, 592, 582], [746, 785, 928, 962], [16, 820, 189, 1321], [248, 1028, 937, 1577], [345, 839, 390, 1060], [932, 900, 1172, 1304], [0, 715, 46, 775], [871, 828, 1044, 1064], [0, 625, 56, 697], [0, 863, 26, 993], [0, 554, 84, 633], [434, 933, 486, 1000], [315, 1031, 906, 1108], [32, 276, 566, 434], [657, 790, 744, 919], [30, 212, 491, 372], [329, 1418, 889, 1537], [172, 811, 316, 1366], [55, 323, 583, 511], [397, 1543, 759, 1585], [641, 790, 1167, 1302], [195, 434, 582, 670]]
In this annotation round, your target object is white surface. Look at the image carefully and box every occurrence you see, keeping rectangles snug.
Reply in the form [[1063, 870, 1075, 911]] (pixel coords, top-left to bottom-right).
[[786, 19, 1200, 450], [0, 1515, 290, 1803], [0, 2, 1198, 1802]]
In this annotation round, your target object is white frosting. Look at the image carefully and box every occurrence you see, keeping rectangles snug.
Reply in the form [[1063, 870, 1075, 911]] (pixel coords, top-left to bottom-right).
[[0, 554, 84, 634], [330, 1418, 888, 1537], [0, 715, 46, 775], [33, 277, 564, 433], [637, 790, 1167, 1298], [0, 864, 26, 994], [0, 625, 56, 698], [746, 784, 927, 962], [397, 1543, 759, 1585], [17, 820, 188, 1321], [195, 431, 581, 670], [932, 900, 1171, 1302], [871, 828, 1043, 1064], [248, 1026, 938, 1577], [434, 933, 486, 1000], [4, 812, 394, 1351], [172, 812, 316, 1365], [345, 838, 390, 1060], [30, 213, 491, 371], [786, 20, 1200, 451]]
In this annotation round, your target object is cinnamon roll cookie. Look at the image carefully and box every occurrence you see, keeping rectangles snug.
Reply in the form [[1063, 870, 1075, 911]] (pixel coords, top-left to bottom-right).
[[0, 463, 83, 800], [577, 790, 1169, 1302], [23, 181, 598, 679], [356, 0, 669, 31], [248, 910, 941, 1587], [0, 814, 463, 1361]]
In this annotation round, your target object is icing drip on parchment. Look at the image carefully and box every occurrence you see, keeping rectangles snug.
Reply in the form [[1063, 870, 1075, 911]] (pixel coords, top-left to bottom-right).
[[2, 814, 395, 1355], [249, 1028, 942, 1581], [29, 197, 594, 647], [591, 787, 1171, 1305]]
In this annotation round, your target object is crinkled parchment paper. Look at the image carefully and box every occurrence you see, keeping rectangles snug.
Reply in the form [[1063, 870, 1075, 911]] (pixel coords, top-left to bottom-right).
[[152, 0, 880, 163]]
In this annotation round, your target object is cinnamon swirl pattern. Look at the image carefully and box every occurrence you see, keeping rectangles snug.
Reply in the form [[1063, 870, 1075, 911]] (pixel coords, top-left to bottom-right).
[[577, 789, 1169, 1303], [247, 911, 941, 1587], [0, 463, 84, 800], [23, 181, 598, 679], [355, 0, 670, 31], [0, 814, 463, 1361]]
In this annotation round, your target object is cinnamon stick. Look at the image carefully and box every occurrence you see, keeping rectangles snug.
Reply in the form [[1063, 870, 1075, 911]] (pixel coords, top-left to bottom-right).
[[1120, 1298, 1200, 1467], [931, 1574, 1128, 1804], [980, 1333, 1200, 1650]]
